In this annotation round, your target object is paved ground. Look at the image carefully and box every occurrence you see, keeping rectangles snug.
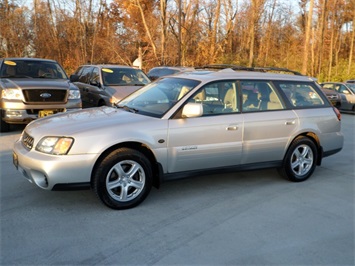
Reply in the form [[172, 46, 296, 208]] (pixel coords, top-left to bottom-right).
[[1, 114, 354, 265]]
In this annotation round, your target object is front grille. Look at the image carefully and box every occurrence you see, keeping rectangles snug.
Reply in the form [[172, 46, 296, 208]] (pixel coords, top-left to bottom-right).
[[22, 89, 67, 104], [22, 131, 34, 150]]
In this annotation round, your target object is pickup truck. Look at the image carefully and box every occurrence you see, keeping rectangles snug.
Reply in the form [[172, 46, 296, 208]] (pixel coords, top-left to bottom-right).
[[0, 58, 81, 132]]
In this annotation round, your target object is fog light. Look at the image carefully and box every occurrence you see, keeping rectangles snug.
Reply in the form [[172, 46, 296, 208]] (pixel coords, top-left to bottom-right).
[[5, 110, 24, 118]]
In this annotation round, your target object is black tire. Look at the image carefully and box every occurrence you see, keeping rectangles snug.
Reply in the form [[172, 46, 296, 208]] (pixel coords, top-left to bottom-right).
[[278, 136, 318, 182], [93, 148, 153, 210], [0, 118, 10, 133]]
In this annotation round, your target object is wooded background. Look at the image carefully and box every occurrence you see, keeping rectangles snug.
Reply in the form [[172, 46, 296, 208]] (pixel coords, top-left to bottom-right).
[[1, 0, 354, 81]]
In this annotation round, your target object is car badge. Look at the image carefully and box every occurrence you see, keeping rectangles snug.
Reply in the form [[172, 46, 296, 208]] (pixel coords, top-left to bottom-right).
[[40, 92, 52, 98]]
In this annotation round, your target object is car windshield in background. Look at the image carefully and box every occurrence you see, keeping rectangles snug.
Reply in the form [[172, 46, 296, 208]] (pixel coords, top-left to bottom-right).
[[347, 84, 355, 92], [0, 60, 68, 79], [118, 77, 200, 117], [102, 68, 150, 86]]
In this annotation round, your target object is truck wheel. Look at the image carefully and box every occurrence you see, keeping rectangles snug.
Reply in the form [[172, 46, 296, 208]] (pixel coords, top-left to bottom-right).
[[278, 136, 317, 182], [93, 148, 153, 209]]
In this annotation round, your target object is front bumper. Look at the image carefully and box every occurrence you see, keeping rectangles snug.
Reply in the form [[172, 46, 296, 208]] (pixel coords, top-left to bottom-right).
[[2, 108, 82, 124], [13, 139, 98, 190]]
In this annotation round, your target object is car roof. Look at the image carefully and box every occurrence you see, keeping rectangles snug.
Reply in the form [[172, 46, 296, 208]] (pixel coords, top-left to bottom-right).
[[149, 66, 194, 71], [1, 57, 58, 63], [79, 64, 138, 69], [168, 68, 315, 82]]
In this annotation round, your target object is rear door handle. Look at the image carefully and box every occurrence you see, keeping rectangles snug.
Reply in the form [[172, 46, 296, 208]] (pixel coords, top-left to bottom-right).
[[226, 125, 239, 130], [285, 120, 296, 125]]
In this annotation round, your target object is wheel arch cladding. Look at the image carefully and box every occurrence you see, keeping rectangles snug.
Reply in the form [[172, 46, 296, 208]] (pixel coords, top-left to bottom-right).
[[90, 141, 160, 188]]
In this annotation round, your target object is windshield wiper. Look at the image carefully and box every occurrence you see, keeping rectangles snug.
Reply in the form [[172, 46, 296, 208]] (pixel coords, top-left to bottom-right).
[[117, 105, 139, 113]]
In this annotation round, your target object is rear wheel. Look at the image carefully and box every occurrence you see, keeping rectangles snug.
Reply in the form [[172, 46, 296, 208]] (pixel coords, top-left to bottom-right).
[[93, 148, 153, 209], [278, 136, 317, 182]]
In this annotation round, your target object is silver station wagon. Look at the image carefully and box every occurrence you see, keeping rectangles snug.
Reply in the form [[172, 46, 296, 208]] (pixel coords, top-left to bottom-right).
[[13, 69, 344, 209]]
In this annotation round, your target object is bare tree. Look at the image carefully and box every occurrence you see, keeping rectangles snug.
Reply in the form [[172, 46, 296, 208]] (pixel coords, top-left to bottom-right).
[[301, 0, 314, 75]]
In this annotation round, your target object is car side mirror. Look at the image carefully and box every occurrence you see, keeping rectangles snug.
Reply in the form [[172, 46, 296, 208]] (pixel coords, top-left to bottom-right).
[[182, 102, 203, 118], [70, 74, 79, 82], [343, 90, 349, 94]]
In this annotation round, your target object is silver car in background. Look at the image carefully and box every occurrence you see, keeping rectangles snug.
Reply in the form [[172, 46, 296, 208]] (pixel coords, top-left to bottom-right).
[[13, 69, 344, 209]]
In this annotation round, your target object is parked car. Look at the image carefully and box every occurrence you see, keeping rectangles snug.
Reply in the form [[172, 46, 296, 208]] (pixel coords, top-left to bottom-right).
[[0, 58, 81, 132], [147, 66, 195, 81], [13, 69, 343, 209], [319, 87, 341, 108], [70, 65, 150, 108], [321, 82, 355, 112]]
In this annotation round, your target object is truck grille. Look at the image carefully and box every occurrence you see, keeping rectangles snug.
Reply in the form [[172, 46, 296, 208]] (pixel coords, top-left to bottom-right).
[[22, 89, 67, 104], [22, 131, 34, 150]]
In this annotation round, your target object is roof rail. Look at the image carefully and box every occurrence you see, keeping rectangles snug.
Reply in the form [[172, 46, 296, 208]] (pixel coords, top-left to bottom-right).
[[199, 64, 303, 76]]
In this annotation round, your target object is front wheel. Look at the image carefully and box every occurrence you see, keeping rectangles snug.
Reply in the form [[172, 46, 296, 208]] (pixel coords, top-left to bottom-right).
[[93, 148, 153, 209], [278, 136, 318, 182]]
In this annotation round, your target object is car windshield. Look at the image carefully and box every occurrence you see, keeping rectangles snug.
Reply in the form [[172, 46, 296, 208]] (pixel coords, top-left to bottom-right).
[[347, 84, 355, 92], [102, 68, 150, 86], [117, 77, 200, 118], [0, 60, 68, 79]]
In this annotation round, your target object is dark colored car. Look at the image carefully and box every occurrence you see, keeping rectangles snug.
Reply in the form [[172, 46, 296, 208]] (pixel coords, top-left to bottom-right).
[[0, 58, 81, 132], [70, 65, 150, 108], [321, 82, 355, 112], [320, 87, 341, 108], [147, 66, 195, 81]]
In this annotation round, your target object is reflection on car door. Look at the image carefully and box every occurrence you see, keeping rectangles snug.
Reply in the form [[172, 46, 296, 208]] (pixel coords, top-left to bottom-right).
[[167, 114, 244, 173], [241, 110, 298, 164]]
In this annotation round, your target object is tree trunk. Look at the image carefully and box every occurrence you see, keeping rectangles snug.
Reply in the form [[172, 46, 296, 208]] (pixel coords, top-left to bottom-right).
[[301, 0, 314, 75]]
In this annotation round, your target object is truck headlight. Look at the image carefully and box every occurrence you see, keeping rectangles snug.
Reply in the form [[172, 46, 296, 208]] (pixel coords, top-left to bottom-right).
[[1, 88, 23, 100], [68, 89, 81, 99], [36, 137, 74, 155]]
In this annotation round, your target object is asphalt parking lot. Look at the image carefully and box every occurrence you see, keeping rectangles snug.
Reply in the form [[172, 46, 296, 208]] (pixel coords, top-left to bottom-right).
[[1, 114, 354, 265]]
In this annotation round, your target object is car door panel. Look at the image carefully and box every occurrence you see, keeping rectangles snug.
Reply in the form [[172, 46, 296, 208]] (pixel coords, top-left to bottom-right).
[[167, 114, 243, 173], [241, 110, 298, 164]]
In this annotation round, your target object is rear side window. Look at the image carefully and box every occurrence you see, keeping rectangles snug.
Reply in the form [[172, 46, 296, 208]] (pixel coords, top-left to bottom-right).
[[278, 82, 325, 107]]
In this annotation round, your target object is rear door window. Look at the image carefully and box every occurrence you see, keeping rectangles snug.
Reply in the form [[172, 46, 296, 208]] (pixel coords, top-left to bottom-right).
[[241, 81, 284, 112]]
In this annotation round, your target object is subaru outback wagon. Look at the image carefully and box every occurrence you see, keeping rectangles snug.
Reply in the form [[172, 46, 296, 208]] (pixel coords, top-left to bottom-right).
[[13, 69, 343, 209]]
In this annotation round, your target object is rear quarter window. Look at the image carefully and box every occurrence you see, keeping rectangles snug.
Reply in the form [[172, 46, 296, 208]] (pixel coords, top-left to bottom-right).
[[277, 82, 326, 107]]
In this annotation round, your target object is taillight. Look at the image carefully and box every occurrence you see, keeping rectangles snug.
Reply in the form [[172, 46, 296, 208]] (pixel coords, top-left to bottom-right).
[[333, 107, 341, 121]]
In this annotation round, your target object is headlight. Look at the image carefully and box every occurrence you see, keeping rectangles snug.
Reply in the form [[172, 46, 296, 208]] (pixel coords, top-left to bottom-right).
[[109, 96, 119, 105], [36, 137, 74, 155], [68, 89, 81, 99], [1, 88, 23, 100]]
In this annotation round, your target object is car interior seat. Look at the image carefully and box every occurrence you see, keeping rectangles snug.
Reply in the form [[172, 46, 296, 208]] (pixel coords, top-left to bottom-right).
[[266, 91, 282, 110], [193, 89, 206, 102], [224, 88, 237, 111], [258, 83, 271, 110], [178, 86, 191, 100]]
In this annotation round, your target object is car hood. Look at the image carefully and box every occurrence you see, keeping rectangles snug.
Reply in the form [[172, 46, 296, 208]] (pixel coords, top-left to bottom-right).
[[105, 85, 144, 101], [321, 88, 338, 96], [0, 78, 71, 89], [25, 106, 156, 136]]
